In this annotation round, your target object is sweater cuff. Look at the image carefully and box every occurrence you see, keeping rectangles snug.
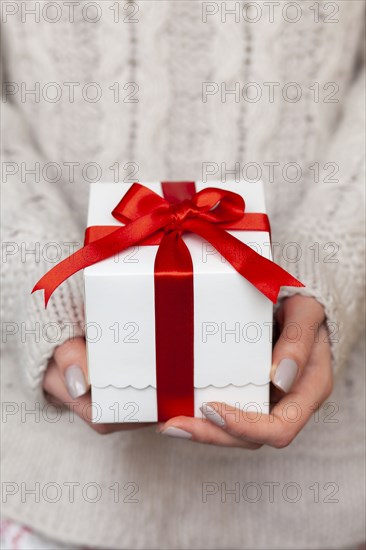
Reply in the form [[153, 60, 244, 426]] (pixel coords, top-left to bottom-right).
[[273, 235, 348, 376], [17, 263, 85, 403]]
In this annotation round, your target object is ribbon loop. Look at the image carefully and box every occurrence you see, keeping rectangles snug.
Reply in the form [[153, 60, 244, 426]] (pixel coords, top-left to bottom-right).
[[112, 182, 168, 223], [192, 187, 245, 224]]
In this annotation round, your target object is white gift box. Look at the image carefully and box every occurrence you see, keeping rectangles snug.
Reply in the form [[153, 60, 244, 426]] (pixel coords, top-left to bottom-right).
[[84, 181, 273, 423]]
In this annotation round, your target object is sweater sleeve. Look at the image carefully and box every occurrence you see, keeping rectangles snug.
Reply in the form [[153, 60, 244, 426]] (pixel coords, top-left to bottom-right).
[[273, 61, 365, 376], [1, 100, 85, 401]]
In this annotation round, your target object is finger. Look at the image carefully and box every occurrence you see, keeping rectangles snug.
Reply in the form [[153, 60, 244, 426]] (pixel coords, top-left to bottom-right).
[[43, 392, 65, 408], [158, 415, 261, 449], [44, 358, 95, 425], [43, 361, 65, 406], [53, 337, 90, 399], [203, 325, 332, 448], [44, 359, 151, 434], [271, 295, 325, 392]]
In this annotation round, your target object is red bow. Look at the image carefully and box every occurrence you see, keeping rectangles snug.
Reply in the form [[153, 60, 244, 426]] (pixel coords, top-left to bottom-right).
[[33, 182, 303, 305]]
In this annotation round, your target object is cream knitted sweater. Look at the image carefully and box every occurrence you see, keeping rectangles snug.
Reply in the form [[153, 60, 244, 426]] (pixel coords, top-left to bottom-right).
[[2, 1, 365, 548]]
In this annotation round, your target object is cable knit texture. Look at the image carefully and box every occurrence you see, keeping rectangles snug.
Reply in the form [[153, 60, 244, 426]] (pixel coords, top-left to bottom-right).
[[1, 1, 365, 549]]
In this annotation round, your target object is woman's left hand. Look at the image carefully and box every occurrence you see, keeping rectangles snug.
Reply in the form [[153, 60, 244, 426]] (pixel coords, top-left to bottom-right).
[[158, 295, 333, 449]]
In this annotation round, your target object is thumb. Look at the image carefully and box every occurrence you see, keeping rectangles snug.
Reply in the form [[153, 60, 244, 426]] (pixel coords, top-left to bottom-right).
[[271, 296, 325, 393], [53, 337, 90, 399]]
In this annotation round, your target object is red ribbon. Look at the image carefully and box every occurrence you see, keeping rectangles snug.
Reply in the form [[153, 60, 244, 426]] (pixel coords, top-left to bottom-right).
[[33, 182, 304, 420]]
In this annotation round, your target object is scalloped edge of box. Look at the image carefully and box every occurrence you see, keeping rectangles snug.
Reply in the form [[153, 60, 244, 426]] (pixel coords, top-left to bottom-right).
[[91, 381, 270, 390]]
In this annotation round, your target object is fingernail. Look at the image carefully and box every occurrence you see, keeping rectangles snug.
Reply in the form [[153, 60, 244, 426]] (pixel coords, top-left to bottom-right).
[[65, 365, 87, 398], [160, 427, 192, 439], [273, 358, 298, 392], [200, 404, 226, 427]]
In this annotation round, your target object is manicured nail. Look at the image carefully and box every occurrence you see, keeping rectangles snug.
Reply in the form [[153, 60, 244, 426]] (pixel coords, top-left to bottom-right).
[[273, 358, 298, 392], [160, 427, 192, 439], [65, 365, 87, 398], [200, 404, 226, 427]]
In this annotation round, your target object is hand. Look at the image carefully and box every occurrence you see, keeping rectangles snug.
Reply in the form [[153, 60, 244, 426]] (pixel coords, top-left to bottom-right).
[[43, 337, 151, 434], [158, 296, 333, 449]]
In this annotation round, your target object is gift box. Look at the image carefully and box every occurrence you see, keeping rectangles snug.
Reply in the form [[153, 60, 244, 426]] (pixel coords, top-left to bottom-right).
[[85, 181, 271, 423], [33, 180, 303, 423]]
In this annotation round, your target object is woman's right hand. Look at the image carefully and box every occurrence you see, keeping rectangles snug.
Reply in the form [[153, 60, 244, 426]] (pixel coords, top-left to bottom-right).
[[43, 337, 151, 434]]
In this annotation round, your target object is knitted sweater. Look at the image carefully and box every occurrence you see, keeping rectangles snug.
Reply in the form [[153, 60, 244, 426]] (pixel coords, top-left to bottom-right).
[[2, 1, 365, 548]]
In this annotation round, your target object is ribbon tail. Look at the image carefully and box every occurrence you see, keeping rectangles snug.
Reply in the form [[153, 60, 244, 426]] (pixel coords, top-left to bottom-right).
[[33, 210, 171, 307], [31, 247, 90, 307], [185, 219, 304, 304]]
